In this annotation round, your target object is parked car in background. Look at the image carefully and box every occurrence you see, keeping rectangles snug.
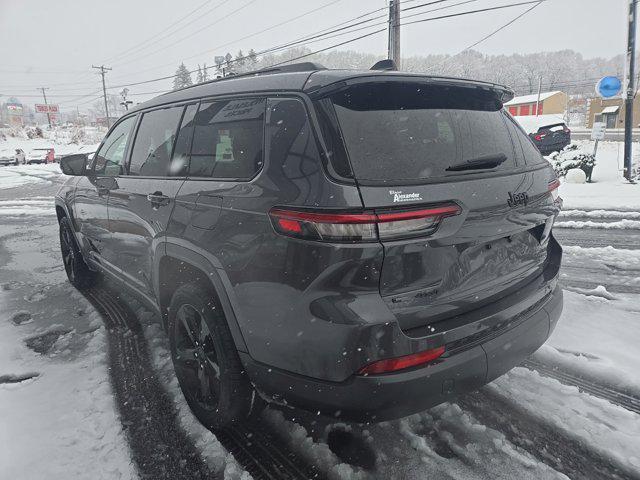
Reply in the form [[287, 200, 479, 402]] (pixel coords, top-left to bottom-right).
[[26, 147, 55, 164], [513, 114, 571, 155], [0, 148, 25, 166]]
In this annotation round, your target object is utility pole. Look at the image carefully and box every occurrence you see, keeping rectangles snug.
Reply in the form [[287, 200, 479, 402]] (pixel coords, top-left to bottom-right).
[[38, 87, 52, 128], [535, 76, 542, 117], [388, 0, 401, 69], [92, 65, 112, 128], [624, 0, 637, 182]]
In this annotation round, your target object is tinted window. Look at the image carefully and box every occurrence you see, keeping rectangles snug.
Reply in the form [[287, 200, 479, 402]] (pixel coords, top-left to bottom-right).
[[267, 98, 322, 186], [328, 83, 516, 182], [190, 98, 265, 179], [171, 104, 198, 176], [129, 106, 183, 176], [504, 113, 546, 165], [93, 116, 136, 176]]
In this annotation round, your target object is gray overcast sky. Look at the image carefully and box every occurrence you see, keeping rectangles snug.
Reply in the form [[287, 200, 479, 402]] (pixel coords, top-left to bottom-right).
[[0, 0, 628, 110]]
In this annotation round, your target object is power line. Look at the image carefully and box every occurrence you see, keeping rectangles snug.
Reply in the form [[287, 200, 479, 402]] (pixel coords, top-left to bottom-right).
[[402, 0, 546, 27], [110, 0, 258, 68], [37, 0, 459, 94], [268, 28, 388, 68], [98, 0, 442, 84], [100, 0, 219, 64], [428, 0, 544, 72], [463, 1, 544, 51], [15, 0, 558, 108]]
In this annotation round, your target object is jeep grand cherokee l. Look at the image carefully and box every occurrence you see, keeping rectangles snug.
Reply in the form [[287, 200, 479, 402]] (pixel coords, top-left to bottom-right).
[[55, 63, 563, 427]]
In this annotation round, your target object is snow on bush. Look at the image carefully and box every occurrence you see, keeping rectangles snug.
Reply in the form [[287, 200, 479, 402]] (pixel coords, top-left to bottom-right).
[[549, 143, 596, 182], [565, 168, 587, 183]]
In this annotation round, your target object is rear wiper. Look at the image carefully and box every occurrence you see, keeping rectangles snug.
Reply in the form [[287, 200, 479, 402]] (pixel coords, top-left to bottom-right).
[[445, 153, 507, 172]]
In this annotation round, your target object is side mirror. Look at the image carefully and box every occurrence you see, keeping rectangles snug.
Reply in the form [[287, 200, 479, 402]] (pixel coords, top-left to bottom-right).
[[60, 154, 88, 176]]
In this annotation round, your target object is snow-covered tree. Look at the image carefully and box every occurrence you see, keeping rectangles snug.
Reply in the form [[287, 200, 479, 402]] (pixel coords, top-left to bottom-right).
[[196, 65, 204, 84], [173, 63, 193, 90], [248, 48, 258, 65]]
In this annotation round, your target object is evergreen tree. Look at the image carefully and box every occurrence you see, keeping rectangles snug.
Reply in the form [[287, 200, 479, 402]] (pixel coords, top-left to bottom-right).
[[172, 63, 193, 90], [236, 50, 245, 67], [224, 52, 234, 75], [202, 63, 209, 81], [248, 49, 258, 65], [196, 65, 203, 84]]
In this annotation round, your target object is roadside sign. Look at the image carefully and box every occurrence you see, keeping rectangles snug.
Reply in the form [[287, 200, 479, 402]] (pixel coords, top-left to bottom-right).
[[596, 76, 622, 98], [214, 56, 225, 65], [35, 104, 59, 113], [591, 122, 606, 140]]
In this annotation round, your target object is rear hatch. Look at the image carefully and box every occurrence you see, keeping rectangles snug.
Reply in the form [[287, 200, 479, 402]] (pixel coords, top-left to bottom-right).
[[316, 80, 560, 333]]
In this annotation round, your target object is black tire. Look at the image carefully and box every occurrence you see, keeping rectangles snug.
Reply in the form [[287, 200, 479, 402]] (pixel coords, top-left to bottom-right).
[[59, 217, 97, 289], [168, 283, 259, 429]]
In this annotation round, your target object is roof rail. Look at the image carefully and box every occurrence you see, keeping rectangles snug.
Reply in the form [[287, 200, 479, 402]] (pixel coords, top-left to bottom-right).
[[165, 62, 327, 96]]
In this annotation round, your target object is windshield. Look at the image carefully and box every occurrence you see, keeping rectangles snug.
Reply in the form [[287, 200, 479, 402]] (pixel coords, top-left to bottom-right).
[[326, 82, 517, 182]]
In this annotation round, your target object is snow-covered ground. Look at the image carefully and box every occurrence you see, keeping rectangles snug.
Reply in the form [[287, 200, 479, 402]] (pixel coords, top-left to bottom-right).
[[557, 140, 640, 210], [0, 139, 639, 479], [0, 216, 136, 479]]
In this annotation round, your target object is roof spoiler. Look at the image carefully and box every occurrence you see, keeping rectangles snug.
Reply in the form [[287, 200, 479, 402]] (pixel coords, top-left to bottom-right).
[[370, 59, 397, 71]]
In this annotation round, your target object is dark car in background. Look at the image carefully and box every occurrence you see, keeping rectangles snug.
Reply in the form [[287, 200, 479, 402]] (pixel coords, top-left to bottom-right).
[[55, 63, 563, 427], [529, 122, 571, 155]]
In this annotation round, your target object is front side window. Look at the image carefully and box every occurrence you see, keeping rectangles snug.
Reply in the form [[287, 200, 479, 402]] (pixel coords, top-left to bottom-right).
[[190, 97, 265, 179], [128, 106, 184, 176], [93, 116, 136, 176]]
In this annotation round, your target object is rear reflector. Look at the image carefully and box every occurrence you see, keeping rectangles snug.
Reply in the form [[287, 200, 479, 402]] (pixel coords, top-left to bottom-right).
[[548, 178, 561, 202], [269, 204, 461, 242], [358, 346, 446, 375]]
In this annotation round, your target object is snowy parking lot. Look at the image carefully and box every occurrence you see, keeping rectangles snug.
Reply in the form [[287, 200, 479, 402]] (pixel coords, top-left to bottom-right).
[[0, 140, 639, 479]]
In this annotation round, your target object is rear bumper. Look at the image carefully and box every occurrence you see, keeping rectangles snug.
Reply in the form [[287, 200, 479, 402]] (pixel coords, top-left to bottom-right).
[[242, 284, 563, 422]]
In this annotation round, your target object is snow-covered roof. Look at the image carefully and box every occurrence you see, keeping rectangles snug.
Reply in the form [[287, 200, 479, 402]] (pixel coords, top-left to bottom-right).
[[504, 90, 563, 106], [513, 114, 566, 133]]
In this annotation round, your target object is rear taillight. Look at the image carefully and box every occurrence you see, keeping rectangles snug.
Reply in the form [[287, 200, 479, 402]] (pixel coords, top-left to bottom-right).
[[564, 127, 571, 134], [357, 346, 446, 375], [548, 178, 561, 201], [534, 134, 545, 141], [269, 204, 461, 242]]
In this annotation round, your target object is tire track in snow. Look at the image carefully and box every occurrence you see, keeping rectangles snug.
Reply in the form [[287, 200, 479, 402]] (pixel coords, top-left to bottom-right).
[[84, 285, 324, 480], [522, 358, 640, 415], [83, 286, 216, 480], [457, 388, 640, 480]]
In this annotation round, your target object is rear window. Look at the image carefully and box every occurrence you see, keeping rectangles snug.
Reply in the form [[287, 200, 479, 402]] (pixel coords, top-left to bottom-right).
[[326, 83, 517, 182]]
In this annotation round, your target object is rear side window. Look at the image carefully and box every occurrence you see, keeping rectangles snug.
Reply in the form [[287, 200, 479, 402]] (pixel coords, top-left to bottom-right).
[[326, 82, 517, 183], [94, 116, 136, 176], [190, 98, 265, 179], [267, 97, 322, 185], [128, 106, 184, 176]]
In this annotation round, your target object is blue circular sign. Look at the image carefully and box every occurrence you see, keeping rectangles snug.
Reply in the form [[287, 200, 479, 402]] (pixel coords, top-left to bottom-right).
[[596, 76, 622, 98]]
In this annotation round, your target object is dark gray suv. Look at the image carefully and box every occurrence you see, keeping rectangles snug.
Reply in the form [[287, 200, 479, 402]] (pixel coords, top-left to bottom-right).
[[55, 63, 563, 427]]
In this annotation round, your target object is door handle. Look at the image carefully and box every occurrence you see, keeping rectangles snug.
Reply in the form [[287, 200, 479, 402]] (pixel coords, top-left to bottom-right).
[[146, 191, 170, 207]]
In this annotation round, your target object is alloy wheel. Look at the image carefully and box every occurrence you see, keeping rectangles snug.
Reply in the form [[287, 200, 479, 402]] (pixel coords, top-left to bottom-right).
[[60, 226, 76, 283], [174, 304, 221, 410]]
